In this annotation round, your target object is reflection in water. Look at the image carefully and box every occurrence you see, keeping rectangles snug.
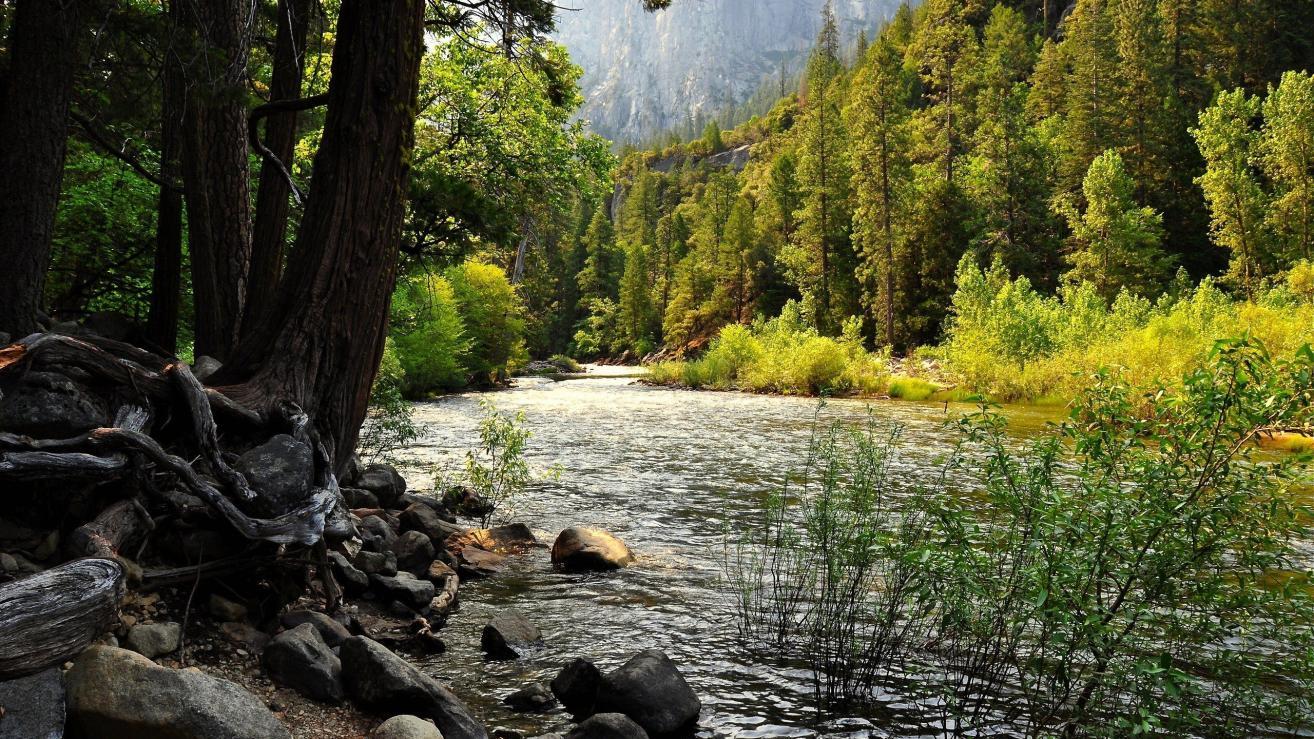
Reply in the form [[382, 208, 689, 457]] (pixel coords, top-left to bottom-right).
[[399, 370, 1059, 737]]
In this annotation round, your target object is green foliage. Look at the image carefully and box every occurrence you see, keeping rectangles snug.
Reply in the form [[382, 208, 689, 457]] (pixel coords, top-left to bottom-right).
[[446, 261, 528, 385], [390, 272, 470, 396], [729, 340, 1314, 734], [441, 400, 537, 527], [359, 339, 421, 463]]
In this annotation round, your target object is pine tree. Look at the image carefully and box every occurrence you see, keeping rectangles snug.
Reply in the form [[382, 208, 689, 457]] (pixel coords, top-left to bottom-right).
[[907, 0, 977, 184], [1052, 0, 1122, 197], [723, 195, 756, 322], [847, 36, 912, 347], [619, 242, 655, 351], [1061, 150, 1174, 299], [576, 208, 622, 305], [1260, 71, 1314, 264]]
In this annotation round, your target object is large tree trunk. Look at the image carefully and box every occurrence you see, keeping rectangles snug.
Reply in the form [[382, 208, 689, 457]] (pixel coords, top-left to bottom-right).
[[147, 3, 186, 355], [244, 0, 313, 338], [217, 0, 425, 474], [180, 0, 254, 361], [0, 0, 83, 339]]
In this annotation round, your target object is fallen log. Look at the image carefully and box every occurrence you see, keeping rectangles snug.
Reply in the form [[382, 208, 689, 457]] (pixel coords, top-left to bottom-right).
[[68, 498, 154, 559], [0, 558, 125, 679]]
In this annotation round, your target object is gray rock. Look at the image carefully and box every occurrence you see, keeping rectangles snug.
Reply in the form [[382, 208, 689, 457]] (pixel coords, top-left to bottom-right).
[[339, 636, 487, 739], [235, 434, 313, 517], [596, 651, 700, 736], [401, 503, 464, 543], [551, 528, 635, 572], [565, 714, 649, 739], [456, 547, 505, 579], [357, 464, 407, 508], [355, 549, 399, 577], [361, 515, 399, 553], [65, 645, 291, 739], [280, 609, 353, 647], [370, 572, 435, 611], [263, 623, 344, 703], [192, 355, 223, 382], [503, 683, 556, 713], [330, 551, 370, 594], [209, 593, 248, 622], [343, 487, 381, 509], [125, 622, 181, 659], [0, 372, 107, 438], [372, 714, 444, 739], [481, 609, 544, 660], [219, 621, 270, 650], [551, 658, 603, 717], [0, 667, 64, 739], [394, 530, 435, 575]]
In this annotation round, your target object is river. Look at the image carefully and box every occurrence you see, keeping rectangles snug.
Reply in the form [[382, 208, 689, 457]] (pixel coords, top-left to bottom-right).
[[394, 366, 1072, 737]]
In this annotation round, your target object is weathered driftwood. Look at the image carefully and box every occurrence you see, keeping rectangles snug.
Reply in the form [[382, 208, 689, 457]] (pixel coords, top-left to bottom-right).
[[68, 498, 154, 559], [0, 558, 125, 679]]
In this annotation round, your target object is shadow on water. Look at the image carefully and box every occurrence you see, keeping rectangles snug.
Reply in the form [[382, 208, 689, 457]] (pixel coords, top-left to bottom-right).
[[396, 368, 1063, 737]]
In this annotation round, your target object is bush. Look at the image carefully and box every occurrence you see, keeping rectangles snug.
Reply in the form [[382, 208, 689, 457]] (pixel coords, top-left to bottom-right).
[[359, 339, 420, 462], [446, 261, 528, 385], [390, 272, 470, 396]]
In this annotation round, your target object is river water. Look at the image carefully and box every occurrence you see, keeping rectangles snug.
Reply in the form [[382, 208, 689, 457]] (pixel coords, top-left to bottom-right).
[[398, 368, 1061, 738]]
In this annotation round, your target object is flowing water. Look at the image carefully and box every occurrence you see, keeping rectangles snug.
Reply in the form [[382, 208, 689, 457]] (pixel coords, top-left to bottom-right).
[[399, 368, 1062, 738]]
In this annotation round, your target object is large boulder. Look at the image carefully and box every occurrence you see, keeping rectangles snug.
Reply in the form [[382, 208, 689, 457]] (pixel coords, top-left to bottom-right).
[[354, 549, 399, 577], [565, 714, 649, 739], [263, 623, 344, 703], [124, 622, 181, 659], [65, 646, 291, 739], [551, 528, 634, 571], [339, 636, 487, 739], [401, 504, 464, 543], [356, 464, 407, 509], [596, 651, 700, 736], [372, 715, 444, 739], [550, 658, 603, 717], [360, 515, 400, 553], [394, 530, 436, 575], [503, 683, 556, 713], [446, 523, 539, 555], [0, 667, 65, 739], [0, 372, 107, 438], [280, 609, 353, 648], [456, 546, 505, 579], [235, 434, 314, 517], [370, 572, 435, 612], [481, 609, 543, 660]]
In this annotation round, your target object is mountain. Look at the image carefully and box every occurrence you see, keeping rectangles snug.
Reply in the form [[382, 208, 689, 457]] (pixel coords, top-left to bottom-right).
[[553, 0, 905, 145]]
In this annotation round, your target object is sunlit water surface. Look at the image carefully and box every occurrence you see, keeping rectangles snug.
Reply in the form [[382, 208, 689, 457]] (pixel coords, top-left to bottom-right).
[[396, 368, 1074, 738]]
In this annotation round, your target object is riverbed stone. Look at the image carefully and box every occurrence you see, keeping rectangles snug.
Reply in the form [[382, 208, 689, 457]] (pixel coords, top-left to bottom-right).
[[124, 621, 181, 659], [361, 514, 400, 552], [565, 714, 649, 739], [263, 623, 344, 703], [447, 523, 539, 555], [330, 551, 371, 594], [355, 549, 399, 576], [65, 645, 291, 739], [371, 572, 435, 611], [551, 528, 635, 571], [481, 609, 544, 659], [357, 464, 407, 509], [550, 658, 603, 716], [235, 434, 314, 517], [0, 372, 108, 438], [402, 503, 465, 543], [503, 683, 556, 713], [372, 714, 444, 739], [209, 593, 248, 622], [343, 487, 381, 509], [339, 636, 487, 739], [596, 650, 700, 736], [281, 609, 353, 647], [0, 667, 65, 739], [394, 530, 436, 575], [456, 546, 505, 579]]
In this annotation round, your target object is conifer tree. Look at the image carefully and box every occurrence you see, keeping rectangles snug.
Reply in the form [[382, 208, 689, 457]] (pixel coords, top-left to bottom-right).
[[1050, 0, 1121, 197], [619, 242, 655, 351], [907, 0, 977, 184], [576, 208, 622, 305], [1259, 71, 1314, 264]]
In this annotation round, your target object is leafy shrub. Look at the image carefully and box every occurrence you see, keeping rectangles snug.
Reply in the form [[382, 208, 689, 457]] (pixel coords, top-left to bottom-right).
[[436, 400, 558, 526], [446, 261, 528, 385], [359, 339, 420, 462], [390, 272, 469, 396]]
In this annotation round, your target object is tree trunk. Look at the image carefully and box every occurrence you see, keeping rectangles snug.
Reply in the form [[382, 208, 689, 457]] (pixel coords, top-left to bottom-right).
[[244, 0, 313, 338], [217, 0, 426, 474], [147, 3, 186, 354], [0, 0, 83, 339], [180, 0, 254, 361]]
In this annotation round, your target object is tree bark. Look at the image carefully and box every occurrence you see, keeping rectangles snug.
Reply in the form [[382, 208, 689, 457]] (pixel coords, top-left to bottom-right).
[[0, 558, 125, 679], [244, 0, 314, 338], [217, 0, 426, 474], [147, 1, 186, 354], [0, 0, 83, 339], [180, 0, 254, 361]]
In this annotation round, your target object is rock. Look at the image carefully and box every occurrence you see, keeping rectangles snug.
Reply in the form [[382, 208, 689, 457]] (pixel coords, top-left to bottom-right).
[[596, 651, 700, 736], [235, 434, 314, 517], [220, 621, 270, 650], [330, 551, 371, 594], [565, 714, 649, 739], [281, 609, 353, 647], [209, 593, 248, 622], [0, 667, 64, 739], [551, 528, 634, 572], [372, 714, 444, 739], [192, 355, 223, 382], [124, 622, 181, 659], [399, 494, 456, 520], [456, 547, 505, 579], [263, 623, 344, 703], [551, 658, 603, 717], [481, 609, 544, 660], [394, 530, 436, 575], [343, 487, 381, 509], [402, 503, 465, 543], [65, 645, 291, 739], [503, 683, 556, 713], [442, 486, 494, 519], [357, 464, 407, 508], [371, 572, 435, 611], [339, 636, 487, 739], [447, 523, 539, 555], [355, 549, 399, 576], [0, 372, 108, 438], [361, 515, 400, 553]]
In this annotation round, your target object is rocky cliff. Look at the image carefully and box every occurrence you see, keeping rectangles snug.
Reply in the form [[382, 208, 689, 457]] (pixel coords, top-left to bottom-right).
[[554, 0, 904, 144]]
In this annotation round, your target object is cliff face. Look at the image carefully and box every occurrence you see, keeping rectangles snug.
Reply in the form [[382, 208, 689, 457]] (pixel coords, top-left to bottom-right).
[[554, 0, 903, 144]]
